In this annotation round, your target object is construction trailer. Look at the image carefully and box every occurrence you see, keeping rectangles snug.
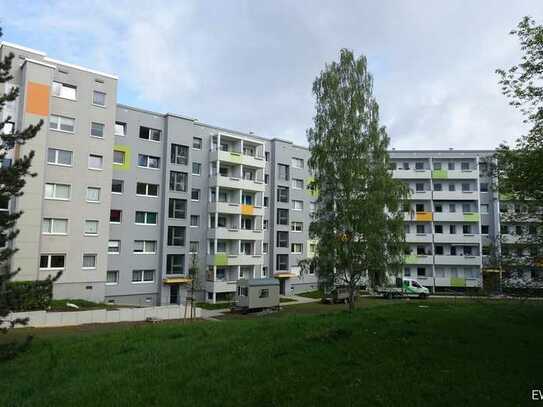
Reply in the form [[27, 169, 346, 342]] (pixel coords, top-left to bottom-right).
[[235, 279, 280, 313]]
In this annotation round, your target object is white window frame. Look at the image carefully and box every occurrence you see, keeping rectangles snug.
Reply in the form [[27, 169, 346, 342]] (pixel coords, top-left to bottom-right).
[[84, 220, 99, 236], [292, 157, 304, 169], [291, 222, 303, 232], [92, 90, 106, 107], [138, 154, 160, 169], [292, 178, 303, 190], [110, 209, 122, 224], [52, 81, 77, 100], [86, 187, 101, 203], [49, 114, 75, 133], [291, 243, 303, 254], [114, 122, 126, 137], [82, 254, 97, 269], [44, 183, 71, 201], [136, 182, 159, 197], [47, 148, 73, 167], [90, 121, 105, 138], [135, 211, 158, 225], [39, 254, 66, 270], [88, 154, 104, 170], [112, 179, 124, 194], [192, 137, 202, 150], [106, 270, 119, 285], [113, 150, 126, 165], [133, 240, 157, 254], [42, 218, 68, 235], [292, 200, 303, 211], [108, 240, 121, 254], [131, 269, 155, 284], [192, 162, 201, 176]]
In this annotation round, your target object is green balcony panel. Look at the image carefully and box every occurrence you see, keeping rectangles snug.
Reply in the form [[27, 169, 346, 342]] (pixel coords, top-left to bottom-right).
[[229, 152, 242, 164], [214, 254, 228, 266], [404, 254, 418, 264], [463, 212, 480, 222], [450, 277, 466, 287], [431, 169, 448, 179]]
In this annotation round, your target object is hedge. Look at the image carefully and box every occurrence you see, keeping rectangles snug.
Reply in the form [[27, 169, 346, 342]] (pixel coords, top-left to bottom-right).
[[1, 280, 53, 312]]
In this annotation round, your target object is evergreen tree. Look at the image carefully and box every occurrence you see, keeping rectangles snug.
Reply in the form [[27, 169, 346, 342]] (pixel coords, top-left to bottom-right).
[[304, 49, 407, 311], [0, 27, 43, 336], [494, 17, 543, 284]]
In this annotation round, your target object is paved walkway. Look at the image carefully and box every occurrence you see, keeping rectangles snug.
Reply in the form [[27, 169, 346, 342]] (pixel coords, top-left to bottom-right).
[[280, 295, 320, 305]]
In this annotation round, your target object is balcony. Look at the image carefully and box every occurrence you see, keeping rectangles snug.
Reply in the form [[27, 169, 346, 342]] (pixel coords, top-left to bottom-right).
[[432, 169, 478, 180], [208, 227, 264, 240], [209, 175, 265, 192], [433, 212, 480, 222], [205, 280, 237, 293], [433, 234, 480, 244], [405, 233, 433, 243], [433, 191, 478, 200], [408, 191, 432, 200], [404, 211, 433, 222], [393, 169, 430, 179], [210, 202, 264, 216], [404, 254, 433, 265], [208, 254, 263, 266], [210, 150, 265, 168], [434, 255, 481, 266]]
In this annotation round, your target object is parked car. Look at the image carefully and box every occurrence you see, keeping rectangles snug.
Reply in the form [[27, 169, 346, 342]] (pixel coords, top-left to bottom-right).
[[376, 278, 430, 299]]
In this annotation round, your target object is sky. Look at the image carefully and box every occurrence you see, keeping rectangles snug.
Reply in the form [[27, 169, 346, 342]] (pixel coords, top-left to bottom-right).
[[2, 0, 542, 149]]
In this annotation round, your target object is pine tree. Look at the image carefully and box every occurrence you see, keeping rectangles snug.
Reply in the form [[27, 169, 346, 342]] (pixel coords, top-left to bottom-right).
[[0, 27, 43, 336], [304, 49, 408, 311]]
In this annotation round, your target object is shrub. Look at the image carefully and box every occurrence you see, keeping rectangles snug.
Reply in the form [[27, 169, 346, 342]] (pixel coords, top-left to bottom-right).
[[2, 280, 53, 312]]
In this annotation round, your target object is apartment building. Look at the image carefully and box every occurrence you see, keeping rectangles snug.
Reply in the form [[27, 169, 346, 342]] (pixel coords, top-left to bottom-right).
[[5, 40, 533, 305]]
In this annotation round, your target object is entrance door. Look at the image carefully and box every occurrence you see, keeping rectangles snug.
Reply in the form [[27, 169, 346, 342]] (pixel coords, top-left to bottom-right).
[[280, 279, 286, 295], [170, 284, 179, 304]]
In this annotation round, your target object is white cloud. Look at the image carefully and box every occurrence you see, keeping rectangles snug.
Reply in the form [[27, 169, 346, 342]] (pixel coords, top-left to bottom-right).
[[2, 0, 541, 149]]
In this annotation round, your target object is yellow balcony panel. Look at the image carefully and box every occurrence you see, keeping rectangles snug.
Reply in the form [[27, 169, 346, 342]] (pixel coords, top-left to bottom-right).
[[415, 211, 433, 221], [240, 204, 254, 216]]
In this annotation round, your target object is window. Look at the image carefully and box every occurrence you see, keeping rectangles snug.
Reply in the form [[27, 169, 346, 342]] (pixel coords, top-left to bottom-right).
[[110, 210, 122, 223], [44, 183, 70, 200], [461, 162, 470, 171], [108, 240, 120, 254], [450, 224, 456, 234], [241, 217, 252, 230], [132, 269, 155, 283], [448, 184, 456, 192], [52, 81, 76, 100], [449, 204, 456, 213], [278, 164, 290, 181], [82, 254, 97, 269], [277, 231, 289, 248], [190, 215, 200, 227], [463, 224, 472, 234], [435, 204, 442, 213], [265, 152, 270, 161], [292, 200, 303, 211], [417, 268, 426, 277], [416, 204, 425, 212], [434, 162, 442, 170], [114, 122, 126, 136], [480, 183, 489, 192], [90, 122, 104, 138], [448, 162, 455, 170], [113, 150, 125, 165], [434, 183, 442, 192], [47, 148, 73, 166], [135, 211, 157, 225], [189, 241, 199, 254], [435, 246, 444, 255], [462, 183, 470, 192], [192, 188, 200, 201], [291, 243, 303, 254], [462, 203, 471, 213], [139, 126, 161, 142], [40, 254, 65, 270], [310, 202, 316, 212], [171, 144, 189, 165], [49, 114, 75, 132], [167, 254, 185, 274], [168, 226, 185, 246], [415, 162, 424, 170], [168, 198, 187, 219], [259, 289, 269, 298], [42, 218, 67, 235], [277, 208, 289, 225], [434, 224, 443, 234], [291, 222, 303, 232], [138, 154, 160, 169], [515, 225, 523, 235], [309, 243, 316, 254], [481, 204, 489, 214], [112, 179, 123, 194], [277, 254, 288, 270], [192, 137, 202, 149], [106, 270, 119, 285], [292, 179, 303, 190], [403, 162, 409, 170], [134, 240, 157, 254], [404, 267, 411, 277], [86, 187, 101, 202], [136, 182, 159, 197], [92, 90, 106, 106], [416, 224, 425, 234], [192, 162, 201, 175], [264, 197, 269, 207], [263, 219, 269, 229], [464, 246, 473, 256], [292, 158, 304, 169], [416, 183, 424, 192], [277, 186, 289, 202], [84, 220, 99, 235], [481, 225, 489, 234], [169, 171, 188, 192], [263, 243, 268, 254], [88, 154, 103, 170]]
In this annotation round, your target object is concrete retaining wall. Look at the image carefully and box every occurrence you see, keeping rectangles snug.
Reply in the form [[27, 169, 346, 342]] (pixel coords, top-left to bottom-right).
[[3, 305, 202, 328]]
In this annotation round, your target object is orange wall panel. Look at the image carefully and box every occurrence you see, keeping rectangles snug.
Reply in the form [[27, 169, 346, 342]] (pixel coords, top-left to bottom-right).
[[25, 82, 50, 116]]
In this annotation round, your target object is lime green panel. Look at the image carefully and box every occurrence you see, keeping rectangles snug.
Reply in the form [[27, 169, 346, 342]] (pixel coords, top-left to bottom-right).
[[305, 176, 318, 197], [463, 212, 480, 222], [229, 152, 242, 164], [404, 255, 418, 264], [113, 144, 131, 171], [214, 254, 228, 266], [432, 169, 448, 179], [451, 277, 466, 287]]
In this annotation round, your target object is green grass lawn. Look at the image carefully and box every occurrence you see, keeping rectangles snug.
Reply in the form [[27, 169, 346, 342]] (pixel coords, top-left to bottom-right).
[[1, 300, 542, 406]]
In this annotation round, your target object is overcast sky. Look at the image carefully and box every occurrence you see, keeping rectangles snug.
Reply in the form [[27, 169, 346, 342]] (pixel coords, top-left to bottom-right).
[[2, 1, 542, 149]]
